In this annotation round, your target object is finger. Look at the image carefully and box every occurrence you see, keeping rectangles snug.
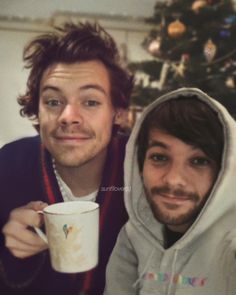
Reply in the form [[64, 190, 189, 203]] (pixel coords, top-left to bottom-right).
[[8, 247, 47, 259], [9, 208, 44, 228], [3, 220, 47, 248], [5, 235, 48, 253]]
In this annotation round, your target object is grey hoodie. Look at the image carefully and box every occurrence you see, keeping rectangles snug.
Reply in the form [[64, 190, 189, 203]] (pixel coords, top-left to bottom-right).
[[104, 88, 236, 295]]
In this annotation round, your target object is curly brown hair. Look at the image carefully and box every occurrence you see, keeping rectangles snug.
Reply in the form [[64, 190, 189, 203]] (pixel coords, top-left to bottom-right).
[[18, 22, 134, 123]]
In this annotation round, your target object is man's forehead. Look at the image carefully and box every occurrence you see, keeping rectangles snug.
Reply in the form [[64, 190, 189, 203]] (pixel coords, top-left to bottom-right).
[[41, 61, 109, 80], [147, 128, 200, 152], [39, 61, 111, 95]]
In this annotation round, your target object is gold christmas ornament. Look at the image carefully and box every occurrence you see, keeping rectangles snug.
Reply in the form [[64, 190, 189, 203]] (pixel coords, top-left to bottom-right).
[[167, 20, 186, 38], [148, 37, 162, 57], [191, 0, 207, 13], [203, 39, 217, 62]]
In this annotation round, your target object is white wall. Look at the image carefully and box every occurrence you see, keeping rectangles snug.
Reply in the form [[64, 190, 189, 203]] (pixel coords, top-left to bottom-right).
[[0, 15, 154, 147], [0, 0, 157, 19], [0, 27, 38, 147]]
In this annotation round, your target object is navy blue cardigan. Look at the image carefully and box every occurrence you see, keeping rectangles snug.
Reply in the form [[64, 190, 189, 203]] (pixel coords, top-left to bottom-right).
[[0, 135, 128, 295]]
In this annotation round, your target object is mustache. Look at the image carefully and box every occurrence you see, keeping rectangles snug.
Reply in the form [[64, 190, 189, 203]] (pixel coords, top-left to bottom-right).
[[53, 126, 95, 137], [150, 185, 200, 202]]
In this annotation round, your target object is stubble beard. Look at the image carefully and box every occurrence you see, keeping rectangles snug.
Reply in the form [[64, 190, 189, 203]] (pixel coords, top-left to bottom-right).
[[149, 199, 202, 227], [42, 126, 103, 168], [145, 185, 208, 227], [50, 140, 105, 168]]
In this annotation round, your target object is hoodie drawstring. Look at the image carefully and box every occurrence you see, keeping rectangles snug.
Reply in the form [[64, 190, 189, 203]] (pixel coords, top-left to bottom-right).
[[166, 248, 179, 295], [132, 247, 156, 289]]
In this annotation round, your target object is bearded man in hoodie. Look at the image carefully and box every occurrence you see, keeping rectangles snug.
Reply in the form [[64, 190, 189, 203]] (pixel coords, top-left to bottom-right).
[[104, 88, 236, 295]]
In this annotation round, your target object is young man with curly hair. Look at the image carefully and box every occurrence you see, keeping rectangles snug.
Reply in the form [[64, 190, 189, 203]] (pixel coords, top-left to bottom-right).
[[0, 22, 133, 295]]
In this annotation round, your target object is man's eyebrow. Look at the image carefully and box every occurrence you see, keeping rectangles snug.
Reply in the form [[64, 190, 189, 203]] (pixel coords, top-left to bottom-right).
[[41, 84, 108, 96], [147, 140, 168, 149], [41, 85, 61, 93], [80, 84, 108, 96]]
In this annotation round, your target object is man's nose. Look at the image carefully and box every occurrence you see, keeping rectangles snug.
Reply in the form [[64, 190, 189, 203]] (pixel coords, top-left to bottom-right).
[[163, 162, 188, 187], [58, 104, 83, 126]]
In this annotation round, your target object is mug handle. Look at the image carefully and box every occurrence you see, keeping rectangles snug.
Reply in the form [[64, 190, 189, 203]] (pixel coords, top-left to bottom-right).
[[33, 210, 48, 244]]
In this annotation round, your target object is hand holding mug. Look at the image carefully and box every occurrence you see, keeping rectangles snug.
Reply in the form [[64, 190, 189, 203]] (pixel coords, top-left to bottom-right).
[[2, 201, 48, 259]]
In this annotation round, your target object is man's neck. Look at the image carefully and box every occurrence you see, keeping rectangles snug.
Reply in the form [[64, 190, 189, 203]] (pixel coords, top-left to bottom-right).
[[164, 226, 184, 249], [54, 148, 107, 197], [167, 223, 190, 234]]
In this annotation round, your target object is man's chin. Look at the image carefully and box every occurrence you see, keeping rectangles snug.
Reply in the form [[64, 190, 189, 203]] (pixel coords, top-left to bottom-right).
[[53, 156, 89, 168], [151, 204, 199, 227]]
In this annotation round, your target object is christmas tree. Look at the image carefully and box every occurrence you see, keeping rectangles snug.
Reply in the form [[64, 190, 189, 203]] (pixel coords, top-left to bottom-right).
[[130, 0, 236, 117]]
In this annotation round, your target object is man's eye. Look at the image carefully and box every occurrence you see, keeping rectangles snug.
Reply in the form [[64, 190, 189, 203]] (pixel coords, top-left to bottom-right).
[[45, 99, 62, 107], [148, 153, 168, 162], [84, 100, 101, 107], [191, 157, 211, 166]]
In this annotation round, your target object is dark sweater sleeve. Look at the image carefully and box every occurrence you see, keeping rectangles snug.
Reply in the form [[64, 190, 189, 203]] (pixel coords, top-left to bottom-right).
[[0, 137, 47, 289], [0, 246, 46, 289]]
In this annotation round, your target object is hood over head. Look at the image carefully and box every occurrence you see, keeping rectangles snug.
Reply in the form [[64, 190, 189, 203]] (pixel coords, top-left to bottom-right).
[[124, 87, 236, 248]]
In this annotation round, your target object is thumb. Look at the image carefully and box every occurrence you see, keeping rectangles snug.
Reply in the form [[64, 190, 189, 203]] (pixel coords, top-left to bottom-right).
[[24, 201, 48, 227]]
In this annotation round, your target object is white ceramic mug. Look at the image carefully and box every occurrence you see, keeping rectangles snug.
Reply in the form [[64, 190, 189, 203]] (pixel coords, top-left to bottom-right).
[[34, 201, 99, 273]]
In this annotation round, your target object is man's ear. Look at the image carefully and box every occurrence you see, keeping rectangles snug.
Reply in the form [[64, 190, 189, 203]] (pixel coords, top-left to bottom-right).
[[114, 108, 127, 125]]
